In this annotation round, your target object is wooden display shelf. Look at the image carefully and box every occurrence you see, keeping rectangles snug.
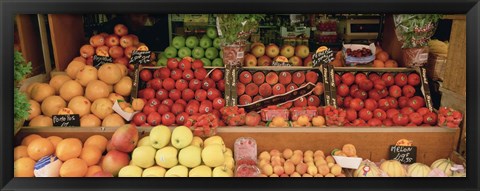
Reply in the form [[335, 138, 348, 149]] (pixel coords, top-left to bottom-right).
[[15, 126, 458, 165]]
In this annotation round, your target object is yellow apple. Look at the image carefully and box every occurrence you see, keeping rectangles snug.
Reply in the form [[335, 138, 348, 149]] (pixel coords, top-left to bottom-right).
[[137, 136, 151, 147], [165, 165, 188, 177], [261, 164, 273, 176], [155, 146, 178, 168], [131, 145, 156, 168], [118, 165, 143, 177], [190, 136, 203, 148], [142, 166, 166, 177], [203, 136, 225, 151], [189, 165, 212, 177], [178, 145, 202, 168], [150, 125, 171, 149], [224, 148, 233, 158], [202, 144, 225, 167], [171, 126, 193, 149], [212, 166, 233, 177], [224, 156, 235, 170]]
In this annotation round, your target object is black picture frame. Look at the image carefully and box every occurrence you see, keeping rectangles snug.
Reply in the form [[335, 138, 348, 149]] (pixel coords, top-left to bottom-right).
[[1, 0, 479, 191]]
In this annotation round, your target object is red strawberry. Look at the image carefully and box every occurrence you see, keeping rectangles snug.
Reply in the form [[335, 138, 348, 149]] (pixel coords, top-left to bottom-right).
[[373, 109, 387, 120], [341, 72, 355, 86], [407, 73, 421, 86], [409, 112, 423, 125], [394, 73, 408, 87]]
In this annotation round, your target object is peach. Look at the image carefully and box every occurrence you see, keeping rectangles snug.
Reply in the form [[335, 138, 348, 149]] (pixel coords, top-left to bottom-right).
[[293, 150, 303, 156], [290, 154, 303, 165], [273, 165, 284, 176], [108, 46, 124, 59], [314, 150, 325, 158], [269, 149, 281, 157], [295, 163, 308, 175], [278, 71, 292, 85], [258, 159, 270, 168], [90, 35, 105, 47], [265, 72, 279, 85], [330, 164, 342, 176], [302, 174, 313, 177], [272, 84, 286, 95], [307, 165, 318, 176], [314, 174, 323, 177], [327, 163, 335, 168], [258, 83, 272, 97], [303, 155, 314, 163], [282, 149, 293, 159], [73, 56, 86, 64], [80, 45, 95, 58], [252, 72, 265, 85], [283, 161, 295, 175], [239, 71, 252, 84], [292, 71, 306, 85], [325, 156, 335, 164], [269, 174, 279, 177], [325, 173, 335, 177], [315, 158, 327, 167], [305, 71, 319, 84], [236, 83, 245, 95], [258, 151, 271, 161], [261, 164, 273, 176], [245, 83, 259, 97], [290, 172, 301, 177], [304, 150, 313, 157], [306, 161, 315, 167], [280, 174, 289, 177], [317, 164, 330, 176]]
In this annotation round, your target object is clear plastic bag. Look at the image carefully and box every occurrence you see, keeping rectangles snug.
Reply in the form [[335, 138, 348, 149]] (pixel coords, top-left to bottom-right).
[[393, 14, 442, 49]]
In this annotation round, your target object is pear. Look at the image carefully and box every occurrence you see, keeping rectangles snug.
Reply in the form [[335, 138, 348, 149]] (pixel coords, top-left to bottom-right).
[[189, 165, 212, 177], [212, 166, 233, 177], [178, 145, 202, 168], [142, 166, 166, 177], [202, 144, 225, 167], [131, 146, 156, 168], [165, 165, 188, 177], [118, 165, 143, 177], [150, 125, 171, 149], [155, 146, 178, 168], [171, 126, 193, 149], [137, 136, 151, 147]]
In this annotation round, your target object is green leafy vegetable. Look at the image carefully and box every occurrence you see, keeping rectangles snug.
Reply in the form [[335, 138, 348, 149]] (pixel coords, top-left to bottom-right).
[[216, 14, 265, 46], [394, 14, 443, 48], [14, 51, 32, 82], [14, 88, 31, 123]]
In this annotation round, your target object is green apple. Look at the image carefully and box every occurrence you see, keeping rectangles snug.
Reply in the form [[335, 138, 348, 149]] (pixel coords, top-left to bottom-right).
[[157, 56, 168, 66], [213, 38, 222, 49], [189, 165, 212, 177], [171, 126, 193, 149], [212, 166, 233, 177], [164, 46, 177, 58], [190, 136, 204, 148], [200, 58, 212, 66], [142, 166, 166, 177], [199, 36, 212, 49], [131, 146, 156, 168], [206, 27, 218, 39], [165, 165, 188, 177], [155, 146, 178, 168], [118, 165, 143, 177], [178, 47, 192, 58], [192, 47, 205, 59], [205, 47, 219, 60], [137, 136, 151, 147], [150, 125, 171, 149], [185, 36, 199, 48], [219, 49, 224, 59], [212, 58, 223, 67], [178, 145, 202, 168], [172, 36, 186, 49], [201, 144, 225, 167]]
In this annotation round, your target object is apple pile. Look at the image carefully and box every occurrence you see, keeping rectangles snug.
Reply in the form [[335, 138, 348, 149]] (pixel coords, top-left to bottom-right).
[[257, 149, 346, 177], [79, 24, 154, 70], [133, 57, 226, 127], [437, 107, 463, 128], [158, 27, 223, 67], [334, 71, 436, 127], [244, 43, 313, 67], [237, 70, 324, 108]]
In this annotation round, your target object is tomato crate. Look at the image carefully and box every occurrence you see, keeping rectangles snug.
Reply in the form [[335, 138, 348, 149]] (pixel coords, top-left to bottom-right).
[[327, 67, 434, 127], [234, 66, 331, 113]]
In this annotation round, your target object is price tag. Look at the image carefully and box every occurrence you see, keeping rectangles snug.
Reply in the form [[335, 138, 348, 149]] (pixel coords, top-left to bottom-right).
[[312, 47, 334, 67], [93, 55, 113, 67], [129, 50, 151, 65], [272, 61, 292, 66], [388, 145, 417, 164], [52, 114, 80, 127]]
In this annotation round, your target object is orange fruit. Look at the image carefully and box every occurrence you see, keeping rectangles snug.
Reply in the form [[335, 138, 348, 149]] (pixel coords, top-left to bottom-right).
[[47, 136, 63, 148], [14, 157, 36, 177], [27, 138, 54, 161], [56, 138, 83, 161], [21, 134, 42, 146], [14, 145, 29, 161], [385, 59, 398, 67], [84, 135, 108, 152], [312, 116, 326, 127], [373, 60, 385, 67], [85, 165, 103, 177], [297, 115, 310, 126], [80, 146, 102, 166], [376, 51, 389, 62], [59, 158, 88, 177]]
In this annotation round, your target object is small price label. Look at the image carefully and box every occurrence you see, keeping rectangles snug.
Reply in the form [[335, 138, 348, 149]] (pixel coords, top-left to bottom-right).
[[388, 145, 417, 164], [272, 61, 292, 66], [129, 50, 151, 65], [312, 47, 334, 67], [52, 114, 80, 127], [93, 55, 113, 67]]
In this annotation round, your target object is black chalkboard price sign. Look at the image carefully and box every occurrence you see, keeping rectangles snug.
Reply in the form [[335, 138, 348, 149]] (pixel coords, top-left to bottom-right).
[[129, 50, 151, 65], [388, 145, 417, 164], [312, 47, 334, 67], [52, 114, 80, 127], [93, 55, 114, 67]]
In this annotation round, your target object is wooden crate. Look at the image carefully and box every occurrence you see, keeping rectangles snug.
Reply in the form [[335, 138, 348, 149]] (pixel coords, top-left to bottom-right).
[[440, 87, 466, 159], [15, 126, 459, 165]]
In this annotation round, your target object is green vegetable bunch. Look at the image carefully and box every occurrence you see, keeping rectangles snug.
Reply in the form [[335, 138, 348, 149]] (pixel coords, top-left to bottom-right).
[[394, 14, 443, 48], [14, 51, 32, 126], [216, 14, 265, 46]]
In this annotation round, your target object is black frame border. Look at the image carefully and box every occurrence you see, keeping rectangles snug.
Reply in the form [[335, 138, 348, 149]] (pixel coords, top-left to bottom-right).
[[1, 0, 479, 191]]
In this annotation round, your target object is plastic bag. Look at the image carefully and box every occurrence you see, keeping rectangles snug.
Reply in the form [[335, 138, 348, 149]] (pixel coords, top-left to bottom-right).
[[393, 14, 442, 48]]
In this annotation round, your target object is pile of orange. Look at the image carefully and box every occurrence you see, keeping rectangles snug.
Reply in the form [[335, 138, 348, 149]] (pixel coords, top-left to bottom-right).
[[14, 134, 108, 177]]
